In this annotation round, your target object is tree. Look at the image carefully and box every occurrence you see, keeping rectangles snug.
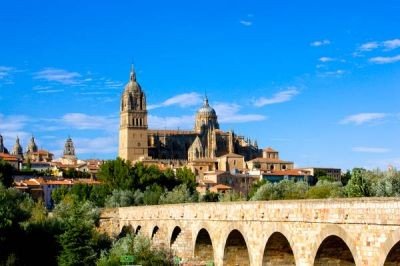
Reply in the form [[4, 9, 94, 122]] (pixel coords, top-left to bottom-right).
[[0, 185, 33, 264], [306, 181, 344, 199], [0, 159, 14, 187], [159, 184, 194, 204], [143, 184, 163, 205], [345, 168, 372, 197], [98, 158, 133, 190], [248, 179, 266, 198], [175, 167, 197, 192], [53, 196, 100, 266], [105, 189, 135, 208], [96, 234, 172, 266]]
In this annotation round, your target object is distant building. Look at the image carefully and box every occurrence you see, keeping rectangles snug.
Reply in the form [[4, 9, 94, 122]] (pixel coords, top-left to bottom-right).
[[14, 177, 101, 209], [0, 152, 22, 170], [247, 147, 294, 172], [262, 169, 314, 184], [300, 167, 341, 182], [0, 134, 9, 153]]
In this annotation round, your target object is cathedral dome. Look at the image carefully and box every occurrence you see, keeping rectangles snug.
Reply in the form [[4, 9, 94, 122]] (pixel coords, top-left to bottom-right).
[[197, 97, 216, 116], [124, 66, 142, 93]]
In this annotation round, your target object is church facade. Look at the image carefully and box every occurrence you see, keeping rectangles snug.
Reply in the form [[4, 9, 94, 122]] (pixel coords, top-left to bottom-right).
[[118, 67, 262, 174]]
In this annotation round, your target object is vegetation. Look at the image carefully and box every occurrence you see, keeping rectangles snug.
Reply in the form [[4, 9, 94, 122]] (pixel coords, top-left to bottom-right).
[[97, 234, 173, 266], [0, 159, 14, 187]]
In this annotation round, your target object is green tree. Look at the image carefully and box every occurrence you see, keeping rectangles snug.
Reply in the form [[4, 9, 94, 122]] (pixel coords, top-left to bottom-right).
[[105, 189, 135, 207], [218, 190, 243, 202], [143, 184, 163, 205], [0, 185, 33, 264], [345, 168, 372, 197], [159, 184, 194, 204], [98, 158, 133, 190], [53, 196, 100, 266], [0, 159, 14, 187], [306, 181, 344, 199], [175, 167, 197, 192], [97, 234, 172, 266]]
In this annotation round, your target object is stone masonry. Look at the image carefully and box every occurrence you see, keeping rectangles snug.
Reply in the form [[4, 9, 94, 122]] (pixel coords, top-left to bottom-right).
[[99, 198, 400, 266]]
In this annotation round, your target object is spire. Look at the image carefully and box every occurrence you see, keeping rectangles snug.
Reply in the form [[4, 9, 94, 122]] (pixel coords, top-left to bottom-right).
[[203, 95, 209, 107], [130, 64, 136, 82]]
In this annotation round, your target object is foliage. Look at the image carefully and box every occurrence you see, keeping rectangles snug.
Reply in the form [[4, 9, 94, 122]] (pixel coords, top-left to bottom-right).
[[53, 196, 101, 266], [0, 159, 14, 187], [105, 189, 135, 208], [248, 179, 266, 198], [62, 168, 91, 179], [345, 168, 372, 197], [175, 167, 197, 192], [0, 185, 33, 230], [52, 184, 110, 207], [143, 184, 163, 205], [98, 157, 133, 190], [250, 180, 308, 201], [159, 184, 194, 204], [200, 191, 219, 202], [306, 180, 344, 199], [218, 191, 244, 202], [96, 234, 173, 266]]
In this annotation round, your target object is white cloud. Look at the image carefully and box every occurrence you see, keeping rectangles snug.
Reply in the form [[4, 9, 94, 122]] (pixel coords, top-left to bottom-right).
[[340, 113, 387, 125], [239, 20, 252, 26], [352, 146, 390, 153], [148, 92, 202, 110], [148, 115, 194, 129], [0, 66, 14, 80], [34, 68, 82, 85], [359, 41, 379, 52], [61, 113, 118, 130], [318, 69, 346, 77], [369, 55, 400, 64], [383, 39, 400, 50], [213, 103, 266, 123], [253, 87, 299, 107], [310, 40, 330, 47], [74, 136, 118, 155], [319, 57, 335, 62], [0, 113, 30, 148]]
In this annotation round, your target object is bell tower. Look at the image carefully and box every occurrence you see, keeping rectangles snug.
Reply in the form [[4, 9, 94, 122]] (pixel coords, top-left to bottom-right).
[[118, 65, 148, 161]]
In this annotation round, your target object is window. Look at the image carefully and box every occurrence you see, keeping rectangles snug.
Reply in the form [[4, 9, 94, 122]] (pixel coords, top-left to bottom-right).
[[137, 142, 141, 147]]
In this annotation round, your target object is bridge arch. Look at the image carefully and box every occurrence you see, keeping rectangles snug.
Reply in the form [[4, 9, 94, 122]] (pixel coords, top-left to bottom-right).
[[193, 228, 214, 264], [170, 226, 182, 247], [262, 231, 295, 265], [314, 235, 356, 265], [118, 224, 133, 238], [135, 225, 142, 235], [223, 229, 250, 266], [151, 225, 159, 239], [310, 224, 358, 265], [378, 230, 400, 266]]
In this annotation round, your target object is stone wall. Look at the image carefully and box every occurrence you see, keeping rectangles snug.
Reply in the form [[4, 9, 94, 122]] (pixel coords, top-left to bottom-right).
[[99, 198, 400, 266]]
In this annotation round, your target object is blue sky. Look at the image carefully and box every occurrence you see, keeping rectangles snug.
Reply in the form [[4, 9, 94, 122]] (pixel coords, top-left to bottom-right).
[[0, 0, 399, 170]]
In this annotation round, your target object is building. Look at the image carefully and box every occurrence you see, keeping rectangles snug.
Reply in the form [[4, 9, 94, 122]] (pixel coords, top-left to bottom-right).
[[118, 66, 261, 172], [247, 147, 294, 172], [0, 134, 9, 153], [0, 152, 22, 170], [300, 167, 342, 182], [262, 169, 314, 184]]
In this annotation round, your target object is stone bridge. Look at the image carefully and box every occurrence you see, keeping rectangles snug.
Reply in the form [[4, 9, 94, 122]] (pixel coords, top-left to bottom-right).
[[99, 198, 400, 266]]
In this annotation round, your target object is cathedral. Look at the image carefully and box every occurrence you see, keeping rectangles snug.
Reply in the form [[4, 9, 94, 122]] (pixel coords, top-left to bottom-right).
[[118, 66, 263, 175]]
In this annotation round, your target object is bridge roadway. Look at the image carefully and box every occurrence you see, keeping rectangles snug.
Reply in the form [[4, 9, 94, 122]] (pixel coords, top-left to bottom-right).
[[99, 198, 400, 266]]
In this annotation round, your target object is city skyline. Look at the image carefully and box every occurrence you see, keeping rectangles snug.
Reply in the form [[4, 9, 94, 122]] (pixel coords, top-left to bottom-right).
[[1, 1, 399, 170]]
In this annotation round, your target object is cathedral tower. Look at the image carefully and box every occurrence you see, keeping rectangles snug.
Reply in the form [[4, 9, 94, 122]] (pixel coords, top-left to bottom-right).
[[118, 65, 148, 161]]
